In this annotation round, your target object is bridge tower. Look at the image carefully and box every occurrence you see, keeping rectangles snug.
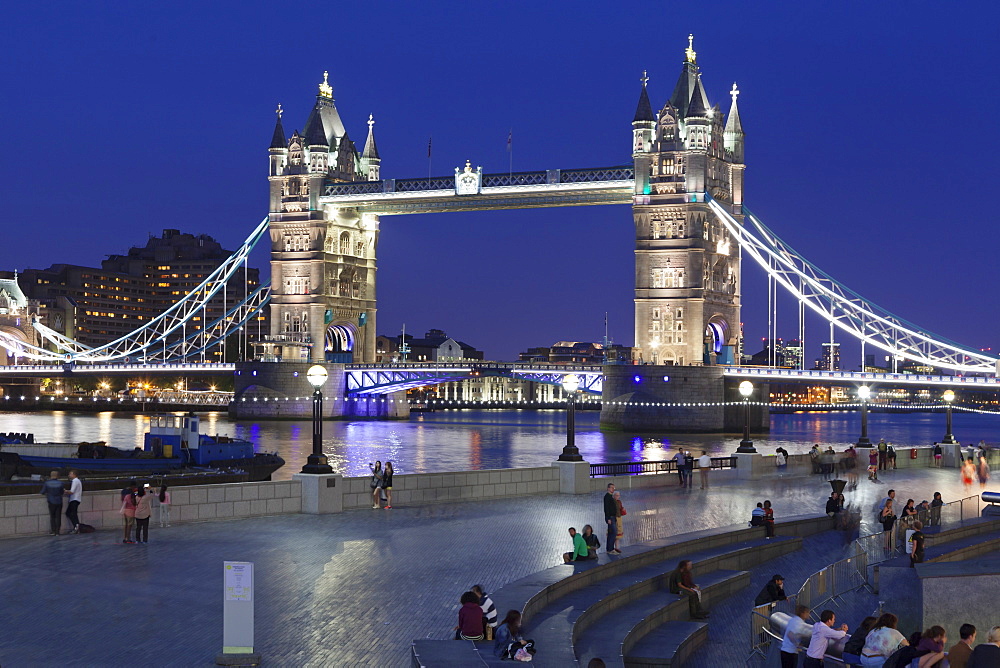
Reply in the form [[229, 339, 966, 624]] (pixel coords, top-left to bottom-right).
[[631, 36, 745, 366], [266, 73, 380, 363]]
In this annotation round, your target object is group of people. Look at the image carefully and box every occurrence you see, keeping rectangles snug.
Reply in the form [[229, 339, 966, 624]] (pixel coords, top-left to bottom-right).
[[453, 585, 536, 660], [39, 469, 84, 535], [960, 451, 991, 490], [368, 460, 394, 509], [875, 489, 944, 559], [673, 447, 714, 490], [119, 480, 171, 544], [750, 500, 776, 538], [781, 608, 1000, 668], [601, 483, 626, 555]]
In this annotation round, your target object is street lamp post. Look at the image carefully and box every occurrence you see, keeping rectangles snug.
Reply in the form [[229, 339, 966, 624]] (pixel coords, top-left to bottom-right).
[[301, 364, 333, 474], [736, 380, 757, 453], [558, 374, 583, 462], [941, 389, 958, 444], [856, 385, 872, 447]]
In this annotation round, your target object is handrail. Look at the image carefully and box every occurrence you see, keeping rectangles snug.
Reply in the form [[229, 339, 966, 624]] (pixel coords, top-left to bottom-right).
[[589, 456, 737, 477]]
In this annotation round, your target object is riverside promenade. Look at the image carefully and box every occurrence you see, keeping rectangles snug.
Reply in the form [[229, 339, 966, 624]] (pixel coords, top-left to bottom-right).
[[0, 463, 985, 667]]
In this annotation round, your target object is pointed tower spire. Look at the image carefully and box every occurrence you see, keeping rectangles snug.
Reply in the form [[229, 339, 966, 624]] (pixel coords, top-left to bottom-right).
[[361, 114, 381, 181], [633, 70, 655, 123], [724, 82, 745, 163], [270, 103, 287, 149], [670, 34, 707, 120], [304, 105, 329, 147]]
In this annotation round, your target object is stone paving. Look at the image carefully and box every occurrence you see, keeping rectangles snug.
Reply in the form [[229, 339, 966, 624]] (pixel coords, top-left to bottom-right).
[[0, 463, 983, 667]]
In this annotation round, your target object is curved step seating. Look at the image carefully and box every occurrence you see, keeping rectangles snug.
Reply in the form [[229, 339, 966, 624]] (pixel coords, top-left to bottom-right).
[[621, 621, 707, 668], [879, 517, 1000, 569], [410, 514, 834, 667]]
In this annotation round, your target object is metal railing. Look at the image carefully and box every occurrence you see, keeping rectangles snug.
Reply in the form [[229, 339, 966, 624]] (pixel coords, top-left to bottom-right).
[[749, 597, 799, 659], [856, 495, 981, 566], [589, 456, 737, 477]]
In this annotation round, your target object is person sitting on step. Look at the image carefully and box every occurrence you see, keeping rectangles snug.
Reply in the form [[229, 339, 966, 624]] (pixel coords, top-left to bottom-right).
[[668, 559, 709, 620]]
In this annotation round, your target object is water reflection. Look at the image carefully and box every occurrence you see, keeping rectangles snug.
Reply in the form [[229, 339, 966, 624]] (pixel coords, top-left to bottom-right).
[[1, 408, 997, 481]]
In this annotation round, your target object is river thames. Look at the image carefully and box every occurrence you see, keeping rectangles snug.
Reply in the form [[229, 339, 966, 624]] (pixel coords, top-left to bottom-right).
[[1, 408, 996, 480]]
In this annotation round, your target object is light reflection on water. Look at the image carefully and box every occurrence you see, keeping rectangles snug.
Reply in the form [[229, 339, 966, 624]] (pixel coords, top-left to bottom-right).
[[0, 409, 996, 480]]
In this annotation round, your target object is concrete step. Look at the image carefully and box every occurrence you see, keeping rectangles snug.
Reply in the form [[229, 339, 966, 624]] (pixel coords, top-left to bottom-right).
[[624, 621, 708, 668], [572, 569, 746, 668], [410, 639, 486, 667]]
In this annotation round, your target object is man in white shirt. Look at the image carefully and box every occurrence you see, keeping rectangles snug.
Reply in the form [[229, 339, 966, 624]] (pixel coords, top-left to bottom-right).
[[804, 609, 848, 668], [779, 605, 812, 668], [697, 450, 712, 489], [64, 470, 83, 533]]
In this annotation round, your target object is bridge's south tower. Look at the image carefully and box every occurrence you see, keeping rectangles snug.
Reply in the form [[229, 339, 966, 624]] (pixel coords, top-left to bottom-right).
[[632, 36, 745, 366], [266, 73, 381, 363]]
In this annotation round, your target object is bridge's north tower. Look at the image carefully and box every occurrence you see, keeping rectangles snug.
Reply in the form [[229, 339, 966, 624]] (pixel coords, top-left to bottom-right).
[[631, 36, 745, 366], [265, 73, 381, 363]]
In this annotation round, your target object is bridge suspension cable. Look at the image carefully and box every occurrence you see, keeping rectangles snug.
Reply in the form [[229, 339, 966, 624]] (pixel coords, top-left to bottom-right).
[[0, 216, 270, 363], [708, 197, 998, 374]]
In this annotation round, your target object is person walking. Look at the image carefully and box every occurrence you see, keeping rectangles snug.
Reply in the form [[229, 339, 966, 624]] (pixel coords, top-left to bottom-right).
[[134, 485, 153, 544], [120, 483, 138, 544], [369, 460, 383, 509], [978, 453, 991, 489], [64, 470, 82, 534], [603, 483, 619, 554], [613, 490, 626, 550], [40, 471, 65, 536], [780, 605, 812, 668], [158, 484, 171, 527], [382, 461, 394, 509], [805, 610, 848, 668], [674, 447, 687, 487], [961, 457, 976, 491], [698, 450, 711, 489]]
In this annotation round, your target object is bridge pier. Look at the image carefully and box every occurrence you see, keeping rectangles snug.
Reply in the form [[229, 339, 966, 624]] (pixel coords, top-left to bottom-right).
[[230, 362, 408, 420], [600, 365, 769, 433]]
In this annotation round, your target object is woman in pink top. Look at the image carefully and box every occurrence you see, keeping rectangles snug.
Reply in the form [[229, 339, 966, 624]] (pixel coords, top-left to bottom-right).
[[134, 485, 153, 544], [158, 485, 171, 527], [120, 488, 138, 544]]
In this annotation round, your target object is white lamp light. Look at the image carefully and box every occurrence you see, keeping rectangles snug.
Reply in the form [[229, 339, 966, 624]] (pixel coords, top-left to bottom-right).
[[561, 374, 580, 394], [857, 385, 871, 401], [306, 365, 328, 389], [943, 389, 955, 403], [739, 380, 753, 398]]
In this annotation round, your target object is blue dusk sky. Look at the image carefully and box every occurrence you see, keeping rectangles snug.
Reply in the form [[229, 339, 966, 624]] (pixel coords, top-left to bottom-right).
[[1, 2, 998, 363]]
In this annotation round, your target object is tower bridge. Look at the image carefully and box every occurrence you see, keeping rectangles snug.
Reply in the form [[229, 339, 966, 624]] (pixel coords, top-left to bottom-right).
[[3, 37, 999, 430]]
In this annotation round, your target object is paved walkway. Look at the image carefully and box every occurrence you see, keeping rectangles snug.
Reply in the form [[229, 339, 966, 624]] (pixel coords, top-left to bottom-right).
[[0, 465, 983, 667]]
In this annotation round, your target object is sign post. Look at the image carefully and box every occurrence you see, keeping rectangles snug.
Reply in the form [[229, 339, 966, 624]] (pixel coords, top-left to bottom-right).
[[216, 561, 260, 666]]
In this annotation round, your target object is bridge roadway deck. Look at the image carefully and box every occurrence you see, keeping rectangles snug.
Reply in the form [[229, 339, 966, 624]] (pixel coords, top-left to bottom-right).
[[0, 464, 978, 667]]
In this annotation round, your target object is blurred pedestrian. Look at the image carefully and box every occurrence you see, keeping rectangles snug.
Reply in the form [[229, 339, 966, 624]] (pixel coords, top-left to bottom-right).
[[978, 453, 991, 489], [868, 449, 879, 481], [158, 484, 171, 527], [763, 500, 775, 539], [961, 457, 976, 491], [780, 605, 812, 668]]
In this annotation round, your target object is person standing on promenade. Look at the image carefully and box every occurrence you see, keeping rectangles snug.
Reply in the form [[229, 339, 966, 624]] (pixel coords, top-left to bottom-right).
[[613, 490, 626, 550], [868, 449, 879, 481], [932, 443, 942, 467], [804, 609, 848, 668], [930, 492, 943, 526], [947, 624, 976, 668], [780, 604, 812, 668], [158, 484, 171, 527], [674, 447, 687, 487], [369, 461, 383, 509], [876, 490, 895, 520], [603, 483, 619, 554], [698, 450, 711, 489], [879, 499, 897, 552], [683, 450, 695, 488], [906, 521, 925, 567], [383, 461, 394, 509], [134, 485, 152, 544], [64, 470, 82, 534], [120, 483, 137, 544], [754, 574, 787, 607], [877, 439, 888, 471], [40, 471, 64, 536], [886, 444, 897, 470]]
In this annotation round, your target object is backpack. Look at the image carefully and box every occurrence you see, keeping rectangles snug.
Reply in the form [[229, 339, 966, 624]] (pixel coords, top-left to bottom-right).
[[77, 523, 96, 534]]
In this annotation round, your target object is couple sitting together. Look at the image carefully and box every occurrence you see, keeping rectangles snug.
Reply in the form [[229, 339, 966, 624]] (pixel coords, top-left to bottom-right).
[[562, 525, 601, 563]]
